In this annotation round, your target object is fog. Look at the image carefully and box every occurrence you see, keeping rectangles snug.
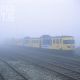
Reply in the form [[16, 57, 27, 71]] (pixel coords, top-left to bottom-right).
[[0, 0, 80, 46]]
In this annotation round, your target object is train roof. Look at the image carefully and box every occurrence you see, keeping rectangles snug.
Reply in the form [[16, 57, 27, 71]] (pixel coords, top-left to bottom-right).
[[23, 35, 74, 39], [30, 38, 40, 39], [52, 36, 74, 38], [40, 35, 51, 38]]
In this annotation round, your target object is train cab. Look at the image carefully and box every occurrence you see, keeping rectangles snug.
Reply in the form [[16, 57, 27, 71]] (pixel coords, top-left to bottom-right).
[[51, 36, 75, 51], [61, 36, 75, 50]]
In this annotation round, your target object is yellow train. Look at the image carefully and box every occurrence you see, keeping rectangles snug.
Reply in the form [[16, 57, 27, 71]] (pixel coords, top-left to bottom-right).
[[17, 35, 75, 51], [51, 36, 75, 50]]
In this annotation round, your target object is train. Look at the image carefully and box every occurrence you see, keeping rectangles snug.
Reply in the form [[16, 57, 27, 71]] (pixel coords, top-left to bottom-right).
[[16, 35, 75, 51]]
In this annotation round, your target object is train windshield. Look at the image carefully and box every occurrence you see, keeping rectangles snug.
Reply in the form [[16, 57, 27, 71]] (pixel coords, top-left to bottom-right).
[[63, 40, 75, 44]]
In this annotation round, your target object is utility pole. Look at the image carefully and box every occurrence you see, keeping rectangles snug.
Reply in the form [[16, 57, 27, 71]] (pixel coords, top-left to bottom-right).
[[0, 0, 16, 23]]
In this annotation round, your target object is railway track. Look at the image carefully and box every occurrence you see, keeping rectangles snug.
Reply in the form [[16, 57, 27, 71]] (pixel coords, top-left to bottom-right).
[[16, 54, 80, 80], [0, 73, 5, 80], [0, 58, 29, 80], [14, 47, 80, 66], [25, 54, 80, 73], [0, 55, 73, 80], [13, 49, 80, 70], [3, 52, 80, 80], [24, 52, 80, 72], [1, 46, 80, 80], [26, 50, 80, 66], [4, 53, 77, 80]]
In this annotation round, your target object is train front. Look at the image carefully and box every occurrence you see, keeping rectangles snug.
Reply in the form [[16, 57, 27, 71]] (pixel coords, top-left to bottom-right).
[[61, 36, 75, 52]]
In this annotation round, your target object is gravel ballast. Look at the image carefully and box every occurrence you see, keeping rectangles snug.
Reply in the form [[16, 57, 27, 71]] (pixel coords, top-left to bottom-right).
[[7, 60, 69, 80]]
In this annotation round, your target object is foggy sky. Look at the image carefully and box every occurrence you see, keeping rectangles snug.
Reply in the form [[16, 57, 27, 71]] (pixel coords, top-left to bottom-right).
[[0, 0, 80, 45]]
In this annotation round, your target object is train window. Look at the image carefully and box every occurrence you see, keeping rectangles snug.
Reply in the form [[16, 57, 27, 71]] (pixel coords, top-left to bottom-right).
[[37, 40, 40, 43], [35, 40, 37, 43], [53, 39, 55, 43], [56, 39, 59, 44], [63, 40, 75, 44], [60, 39, 62, 43], [36, 40, 37, 43]]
